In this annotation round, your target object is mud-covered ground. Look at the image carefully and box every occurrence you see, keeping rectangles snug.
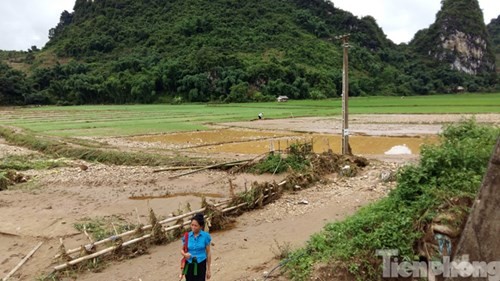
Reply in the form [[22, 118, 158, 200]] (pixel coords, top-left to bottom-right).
[[0, 114, 498, 281]]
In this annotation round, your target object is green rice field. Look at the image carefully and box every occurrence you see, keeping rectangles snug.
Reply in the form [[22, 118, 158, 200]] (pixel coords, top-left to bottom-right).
[[0, 93, 498, 137]]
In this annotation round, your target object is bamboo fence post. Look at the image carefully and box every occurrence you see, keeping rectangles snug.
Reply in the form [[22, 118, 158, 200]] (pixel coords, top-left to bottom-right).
[[54, 234, 152, 271], [53, 187, 283, 271], [164, 220, 191, 232], [57, 200, 231, 258], [55, 221, 192, 271], [3, 242, 43, 281]]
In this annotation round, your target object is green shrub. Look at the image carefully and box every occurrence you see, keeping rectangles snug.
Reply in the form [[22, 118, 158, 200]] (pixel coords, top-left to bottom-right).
[[251, 143, 312, 174], [251, 153, 310, 174], [0, 171, 8, 191]]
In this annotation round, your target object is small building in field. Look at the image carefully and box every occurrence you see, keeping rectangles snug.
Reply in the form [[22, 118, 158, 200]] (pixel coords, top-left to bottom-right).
[[277, 95, 289, 102]]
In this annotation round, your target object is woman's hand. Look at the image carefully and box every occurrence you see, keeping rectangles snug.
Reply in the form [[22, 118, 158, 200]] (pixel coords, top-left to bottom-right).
[[207, 268, 211, 279], [183, 252, 191, 259]]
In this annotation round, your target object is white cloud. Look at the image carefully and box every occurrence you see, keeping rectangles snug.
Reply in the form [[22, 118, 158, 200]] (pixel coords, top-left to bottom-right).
[[0, 0, 75, 51], [482, 0, 500, 23]]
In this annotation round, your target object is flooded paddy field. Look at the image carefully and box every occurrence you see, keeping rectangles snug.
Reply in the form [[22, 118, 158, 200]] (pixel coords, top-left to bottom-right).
[[132, 128, 436, 156]]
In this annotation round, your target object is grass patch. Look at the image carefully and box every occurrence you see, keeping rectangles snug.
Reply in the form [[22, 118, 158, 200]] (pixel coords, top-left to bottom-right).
[[74, 216, 137, 241], [0, 154, 67, 170], [36, 272, 66, 281], [284, 119, 500, 280]]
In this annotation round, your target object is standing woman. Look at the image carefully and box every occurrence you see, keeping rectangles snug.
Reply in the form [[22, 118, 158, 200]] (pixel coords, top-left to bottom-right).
[[181, 213, 212, 280]]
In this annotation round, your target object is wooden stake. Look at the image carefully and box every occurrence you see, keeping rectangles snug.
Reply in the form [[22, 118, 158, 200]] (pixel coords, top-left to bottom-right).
[[168, 159, 251, 179], [111, 223, 119, 236], [83, 225, 94, 244], [0, 231, 19, 237], [152, 166, 205, 173], [134, 207, 142, 225], [229, 179, 235, 198], [3, 242, 43, 281]]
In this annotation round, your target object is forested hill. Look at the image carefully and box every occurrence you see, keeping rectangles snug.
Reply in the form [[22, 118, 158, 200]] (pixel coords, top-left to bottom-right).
[[487, 15, 500, 72], [0, 0, 497, 105], [410, 0, 495, 75]]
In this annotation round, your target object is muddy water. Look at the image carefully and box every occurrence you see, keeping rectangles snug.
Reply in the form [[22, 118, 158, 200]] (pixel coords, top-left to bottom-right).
[[133, 129, 437, 155], [132, 129, 292, 147], [194, 134, 437, 155]]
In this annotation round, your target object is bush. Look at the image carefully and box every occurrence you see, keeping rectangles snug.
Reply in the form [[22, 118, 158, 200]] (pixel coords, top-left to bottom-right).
[[251, 152, 309, 174], [251, 143, 312, 174], [0, 171, 8, 191], [309, 89, 326, 100]]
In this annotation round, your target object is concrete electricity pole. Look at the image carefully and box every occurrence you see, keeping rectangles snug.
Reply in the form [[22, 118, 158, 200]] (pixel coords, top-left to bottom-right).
[[337, 34, 350, 155]]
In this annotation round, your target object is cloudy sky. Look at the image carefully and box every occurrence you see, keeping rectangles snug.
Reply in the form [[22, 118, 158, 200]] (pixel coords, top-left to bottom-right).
[[0, 0, 499, 51], [334, 0, 499, 44]]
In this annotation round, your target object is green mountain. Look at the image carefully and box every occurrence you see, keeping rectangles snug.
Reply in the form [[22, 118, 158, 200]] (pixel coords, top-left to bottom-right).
[[487, 15, 500, 72], [410, 0, 496, 75], [0, 0, 497, 105]]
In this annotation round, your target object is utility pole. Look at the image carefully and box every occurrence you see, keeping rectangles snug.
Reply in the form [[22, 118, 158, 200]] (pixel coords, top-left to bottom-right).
[[336, 34, 350, 155]]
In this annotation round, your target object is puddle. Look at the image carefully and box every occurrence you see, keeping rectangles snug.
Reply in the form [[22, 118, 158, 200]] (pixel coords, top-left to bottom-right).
[[129, 192, 225, 200], [132, 129, 437, 155]]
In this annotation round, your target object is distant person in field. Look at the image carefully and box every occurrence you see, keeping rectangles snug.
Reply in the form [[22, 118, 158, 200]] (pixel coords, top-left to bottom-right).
[[258, 112, 263, 120], [180, 213, 212, 280]]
